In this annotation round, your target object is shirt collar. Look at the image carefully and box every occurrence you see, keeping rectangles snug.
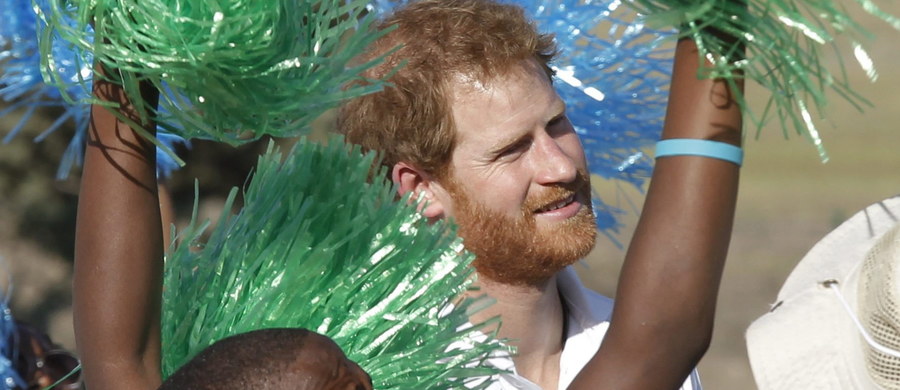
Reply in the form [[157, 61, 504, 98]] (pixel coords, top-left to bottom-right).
[[558, 266, 612, 332]]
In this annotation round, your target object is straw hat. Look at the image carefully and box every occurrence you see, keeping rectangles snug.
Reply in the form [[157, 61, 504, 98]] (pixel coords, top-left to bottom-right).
[[747, 195, 900, 390]]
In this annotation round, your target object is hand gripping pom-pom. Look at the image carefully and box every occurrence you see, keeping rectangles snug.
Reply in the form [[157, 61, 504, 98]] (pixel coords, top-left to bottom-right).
[[628, 0, 900, 161]]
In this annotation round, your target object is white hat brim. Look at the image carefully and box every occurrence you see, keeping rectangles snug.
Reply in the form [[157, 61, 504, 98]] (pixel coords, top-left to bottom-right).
[[746, 195, 900, 390]]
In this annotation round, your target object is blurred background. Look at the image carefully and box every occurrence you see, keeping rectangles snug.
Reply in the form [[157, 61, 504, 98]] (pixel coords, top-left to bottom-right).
[[1, 2, 898, 389]]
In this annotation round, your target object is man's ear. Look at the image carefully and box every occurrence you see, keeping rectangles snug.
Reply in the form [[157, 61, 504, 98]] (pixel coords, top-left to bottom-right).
[[392, 162, 448, 219]]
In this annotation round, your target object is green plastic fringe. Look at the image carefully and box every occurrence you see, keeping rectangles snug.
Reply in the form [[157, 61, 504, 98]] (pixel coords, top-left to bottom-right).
[[627, 0, 900, 161], [37, 0, 390, 150], [161, 136, 506, 389]]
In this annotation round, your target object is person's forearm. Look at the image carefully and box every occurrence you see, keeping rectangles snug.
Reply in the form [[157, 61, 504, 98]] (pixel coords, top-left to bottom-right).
[[570, 38, 742, 389], [73, 69, 163, 389]]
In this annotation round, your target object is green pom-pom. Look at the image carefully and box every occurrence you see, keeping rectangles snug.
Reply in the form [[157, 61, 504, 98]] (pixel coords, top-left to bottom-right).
[[162, 136, 505, 389], [38, 0, 390, 146], [627, 0, 900, 161]]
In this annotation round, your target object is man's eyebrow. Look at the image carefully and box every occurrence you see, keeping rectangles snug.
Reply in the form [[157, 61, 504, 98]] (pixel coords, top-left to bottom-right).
[[548, 99, 567, 121], [488, 99, 568, 155], [489, 132, 530, 155]]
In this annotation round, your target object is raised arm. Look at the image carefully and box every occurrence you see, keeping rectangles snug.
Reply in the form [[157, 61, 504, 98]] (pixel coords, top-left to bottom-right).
[[73, 69, 163, 389], [570, 38, 743, 389]]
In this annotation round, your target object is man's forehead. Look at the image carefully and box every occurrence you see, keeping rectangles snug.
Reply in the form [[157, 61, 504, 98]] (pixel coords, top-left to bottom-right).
[[450, 72, 493, 95], [449, 57, 549, 89], [449, 68, 564, 125]]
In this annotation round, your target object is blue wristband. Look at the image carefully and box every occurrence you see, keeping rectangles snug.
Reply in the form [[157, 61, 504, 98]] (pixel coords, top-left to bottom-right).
[[655, 139, 743, 166]]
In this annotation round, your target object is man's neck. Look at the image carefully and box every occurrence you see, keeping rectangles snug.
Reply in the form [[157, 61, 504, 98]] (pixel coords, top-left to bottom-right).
[[469, 273, 566, 390]]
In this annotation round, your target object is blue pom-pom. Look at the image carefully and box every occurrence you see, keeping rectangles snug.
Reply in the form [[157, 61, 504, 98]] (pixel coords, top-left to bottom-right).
[[0, 0, 37, 73], [368, 0, 674, 235], [1, 0, 93, 179], [2, 0, 187, 179], [0, 312, 24, 390], [0, 265, 26, 389], [529, 0, 672, 234]]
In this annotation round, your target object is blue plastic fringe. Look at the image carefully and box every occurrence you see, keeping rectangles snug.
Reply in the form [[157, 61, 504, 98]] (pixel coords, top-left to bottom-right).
[[1, 0, 92, 180], [0, 266, 25, 390], [1, 0, 187, 179]]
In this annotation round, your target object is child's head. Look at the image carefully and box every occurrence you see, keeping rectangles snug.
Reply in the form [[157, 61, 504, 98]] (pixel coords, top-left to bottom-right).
[[160, 328, 372, 390]]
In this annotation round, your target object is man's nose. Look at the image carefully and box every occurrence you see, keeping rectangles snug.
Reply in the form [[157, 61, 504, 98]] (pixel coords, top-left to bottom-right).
[[532, 133, 578, 185]]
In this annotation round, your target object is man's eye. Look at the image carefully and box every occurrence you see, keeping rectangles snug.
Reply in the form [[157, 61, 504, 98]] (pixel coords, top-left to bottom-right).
[[547, 115, 570, 135], [498, 139, 529, 158]]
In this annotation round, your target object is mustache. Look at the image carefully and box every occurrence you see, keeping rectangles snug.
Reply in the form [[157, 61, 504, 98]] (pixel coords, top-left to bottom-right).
[[523, 169, 591, 213]]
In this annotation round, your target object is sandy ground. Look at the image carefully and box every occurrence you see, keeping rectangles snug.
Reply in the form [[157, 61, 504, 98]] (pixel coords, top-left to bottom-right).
[[2, 3, 899, 389]]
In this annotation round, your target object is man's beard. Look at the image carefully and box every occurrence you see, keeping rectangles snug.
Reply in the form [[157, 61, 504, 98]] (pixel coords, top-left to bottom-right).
[[445, 171, 597, 287]]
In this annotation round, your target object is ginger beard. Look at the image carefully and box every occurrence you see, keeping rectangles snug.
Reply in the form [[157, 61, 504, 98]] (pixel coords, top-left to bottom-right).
[[444, 170, 597, 286]]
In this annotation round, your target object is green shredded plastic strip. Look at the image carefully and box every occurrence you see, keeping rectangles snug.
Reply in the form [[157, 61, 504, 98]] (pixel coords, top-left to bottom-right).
[[38, 0, 390, 149], [162, 136, 506, 389], [627, 0, 900, 161]]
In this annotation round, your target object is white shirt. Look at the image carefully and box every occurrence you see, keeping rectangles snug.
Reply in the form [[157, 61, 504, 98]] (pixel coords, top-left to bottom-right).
[[466, 266, 702, 390]]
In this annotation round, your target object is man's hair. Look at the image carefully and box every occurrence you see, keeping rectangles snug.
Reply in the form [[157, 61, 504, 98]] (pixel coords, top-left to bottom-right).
[[338, 0, 558, 179], [159, 328, 317, 390]]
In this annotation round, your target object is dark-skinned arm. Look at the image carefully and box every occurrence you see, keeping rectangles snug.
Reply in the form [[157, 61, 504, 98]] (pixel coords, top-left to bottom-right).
[[569, 38, 743, 389], [73, 68, 163, 390]]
